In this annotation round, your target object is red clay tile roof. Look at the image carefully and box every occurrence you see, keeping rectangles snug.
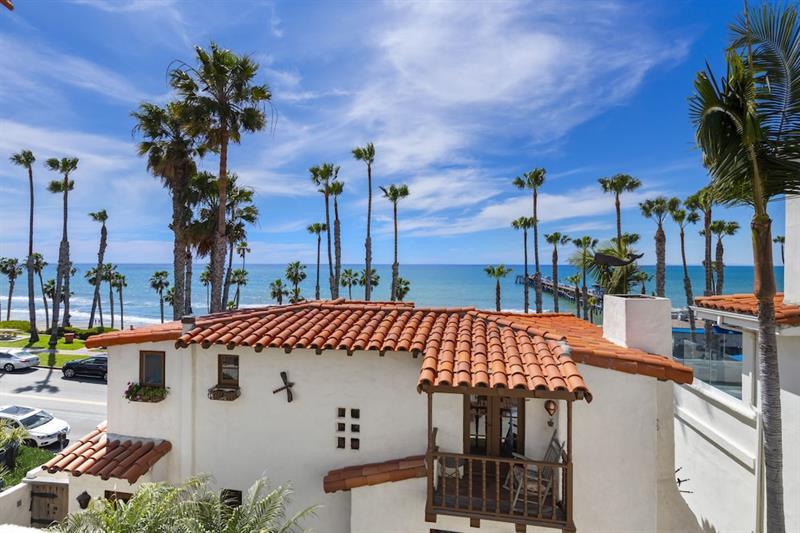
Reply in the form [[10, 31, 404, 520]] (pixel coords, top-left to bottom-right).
[[694, 293, 800, 326], [323, 455, 426, 493], [42, 422, 171, 484]]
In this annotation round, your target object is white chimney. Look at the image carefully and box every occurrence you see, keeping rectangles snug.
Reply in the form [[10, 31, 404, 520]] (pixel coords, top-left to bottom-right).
[[784, 195, 800, 305], [602, 294, 672, 356]]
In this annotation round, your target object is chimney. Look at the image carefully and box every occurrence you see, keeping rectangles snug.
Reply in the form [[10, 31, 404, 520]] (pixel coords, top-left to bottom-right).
[[181, 315, 196, 334], [602, 294, 672, 356], [784, 195, 800, 305]]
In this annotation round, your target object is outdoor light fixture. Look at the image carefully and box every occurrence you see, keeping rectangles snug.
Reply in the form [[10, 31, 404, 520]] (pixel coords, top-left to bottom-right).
[[76, 491, 91, 510], [544, 400, 558, 427]]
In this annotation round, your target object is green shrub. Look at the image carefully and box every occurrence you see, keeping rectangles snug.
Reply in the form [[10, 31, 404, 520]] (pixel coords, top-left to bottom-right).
[[59, 326, 118, 340], [0, 321, 31, 333]]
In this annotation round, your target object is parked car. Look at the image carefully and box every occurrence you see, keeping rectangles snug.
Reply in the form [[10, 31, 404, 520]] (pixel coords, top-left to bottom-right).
[[62, 355, 107, 381], [0, 405, 70, 448], [0, 350, 40, 372]]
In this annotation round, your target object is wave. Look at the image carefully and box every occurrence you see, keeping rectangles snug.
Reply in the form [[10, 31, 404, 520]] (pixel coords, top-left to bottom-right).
[[5, 308, 162, 328]]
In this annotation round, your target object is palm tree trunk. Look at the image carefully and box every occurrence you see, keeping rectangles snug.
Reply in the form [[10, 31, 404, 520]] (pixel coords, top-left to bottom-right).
[[552, 247, 559, 312], [391, 202, 399, 301], [184, 248, 193, 315], [222, 240, 234, 309], [159, 293, 164, 323], [574, 283, 580, 318], [365, 163, 373, 301], [679, 229, 697, 343], [61, 183, 71, 328], [5, 279, 14, 321], [716, 238, 725, 295], [108, 280, 115, 329], [315, 234, 321, 300], [118, 286, 124, 330], [235, 285, 241, 309], [26, 166, 38, 343], [495, 279, 501, 312], [334, 198, 342, 296], [615, 193, 622, 244], [348, 284, 352, 300], [49, 182, 69, 348], [98, 286, 104, 329], [172, 190, 186, 320], [38, 271, 49, 331], [522, 230, 529, 313], [533, 190, 542, 313], [581, 253, 589, 321], [210, 132, 229, 313], [325, 195, 335, 299], [655, 223, 666, 297], [780, 242, 784, 264], [89, 225, 107, 328]]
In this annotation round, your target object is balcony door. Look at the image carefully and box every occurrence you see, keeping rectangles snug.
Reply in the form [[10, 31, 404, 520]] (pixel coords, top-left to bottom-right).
[[464, 395, 524, 457]]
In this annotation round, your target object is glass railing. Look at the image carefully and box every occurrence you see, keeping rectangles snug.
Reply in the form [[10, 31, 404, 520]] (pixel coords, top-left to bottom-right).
[[672, 326, 743, 400]]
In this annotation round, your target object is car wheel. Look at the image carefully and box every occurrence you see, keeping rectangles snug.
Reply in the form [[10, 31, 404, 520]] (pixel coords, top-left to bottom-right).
[[103, 372, 108, 382], [63, 368, 75, 378], [3, 363, 13, 372], [23, 439, 36, 448]]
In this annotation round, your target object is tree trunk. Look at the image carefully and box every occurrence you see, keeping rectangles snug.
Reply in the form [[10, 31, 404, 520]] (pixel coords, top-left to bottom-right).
[[655, 223, 666, 297], [716, 238, 725, 295], [26, 166, 38, 343], [325, 194, 335, 299], [679, 229, 697, 343], [159, 293, 164, 323], [391, 202, 399, 301], [533, 190, 542, 313], [108, 279, 115, 329], [552, 247, 559, 312], [522, 229, 529, 314], [184, 248, 193, 315], [210, 132, 229, 313], [89, 225, 107, 328], [348, 284, 352, 300], [171, 189, 186, 320], [97, 285, 104, 329], [5, 279, 13, 321], [62, 182, 71, 328], [222, 240, 234, 309], [581, 256, 589, 321], [574, 284, 580, 318], [334, 198, 342, 297], [49, 180, 70, 348], [365, 163, 373, 301], [235, 284, 241, 308], [38, 271, 49, 331], [495, 279, 501, 312], [118, 286, 124, 330], [315, 234, 321, 300]]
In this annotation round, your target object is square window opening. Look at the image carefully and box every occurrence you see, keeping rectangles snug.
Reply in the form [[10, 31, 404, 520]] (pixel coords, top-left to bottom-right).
[[139, 351, 165, 387], [218, 354, 239, 387]]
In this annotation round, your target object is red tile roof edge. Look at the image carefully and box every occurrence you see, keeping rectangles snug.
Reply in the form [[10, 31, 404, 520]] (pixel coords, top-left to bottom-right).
[[323, 455, 426, 493], [694, 293, 800, 326]]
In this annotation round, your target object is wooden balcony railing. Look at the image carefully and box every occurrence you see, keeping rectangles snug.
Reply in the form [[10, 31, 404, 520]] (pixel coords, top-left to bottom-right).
[[426, 450, 570, 529]]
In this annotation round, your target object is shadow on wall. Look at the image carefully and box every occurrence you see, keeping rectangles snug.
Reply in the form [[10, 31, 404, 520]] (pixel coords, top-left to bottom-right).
[[658, 475, 710, 533]]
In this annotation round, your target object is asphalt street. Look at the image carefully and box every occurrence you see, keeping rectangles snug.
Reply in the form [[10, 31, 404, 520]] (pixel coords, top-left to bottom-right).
[[0, 366, 107, 446]]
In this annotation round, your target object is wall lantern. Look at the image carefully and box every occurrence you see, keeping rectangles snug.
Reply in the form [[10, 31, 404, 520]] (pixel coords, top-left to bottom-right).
[[76, 491, 91, 510], [544, 400, 558, 427]]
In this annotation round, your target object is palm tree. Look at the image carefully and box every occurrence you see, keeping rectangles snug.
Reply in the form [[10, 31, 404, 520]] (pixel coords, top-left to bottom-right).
[[103, 264, 117, 328], [84, 267, 104, 328], [112, 273, 126, 330], [352, 142, 376, 301], [269, 279, 288, 305], [691, 6, 800, 526], [639, 196, 679, 297], [511, 216, 533, 313], [395, 277, 411, 301], [340, 268, 357, 300], [0, 258, 22, 321], [358, 268, 380, 295], [380, 184, 410, 300], [307, 223, 327, 300], [164, 287, 176, 312], [686, 187, 716, 353], [87, 209, 108, 328], [670, 203, 700, 342], [285, 261, 307, 303], [513, 169, 545, 313], [149, 271, 170, 323], [484, 265, 512, 312], [310, 163, 337, 298], [544, 232, 570, 312], [222, 185, 259, 309], [585, 234, 643, 295], [230, 268, 248, 309], [709, 220, 740, 295], [236, 241, 250, 270], [10, 150, 38, 343], [45, 157, 78, 347], [29, 253, 48, 330], [630, 270, 652, 294], [773, 235, 785, 264], [42, 279, 56, 316], [565, 273, 581, 318], [170, 43, 271, 313], [330, 178, 344, 295], [132, 102, 201, 320], [199, 264, 211, 312], [598, 173, 642, 244], [571, 236, 598, 321]]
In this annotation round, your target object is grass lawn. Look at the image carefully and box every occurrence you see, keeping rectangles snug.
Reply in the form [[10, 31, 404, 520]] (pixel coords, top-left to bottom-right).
[[2, 446, 54, 488], [0, 334, 86, 351], [48, 353, 89, 368]]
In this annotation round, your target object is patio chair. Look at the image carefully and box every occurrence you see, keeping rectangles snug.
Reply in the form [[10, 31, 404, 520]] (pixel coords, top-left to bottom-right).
[[503, 430, 564, 513]]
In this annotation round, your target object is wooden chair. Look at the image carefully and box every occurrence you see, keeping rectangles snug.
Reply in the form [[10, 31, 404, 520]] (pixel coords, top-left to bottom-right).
[[504, 430, 564, 513]]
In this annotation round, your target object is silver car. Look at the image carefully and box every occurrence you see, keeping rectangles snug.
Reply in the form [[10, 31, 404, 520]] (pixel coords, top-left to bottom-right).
[[0, 350, 39, 372], [0, 405, 70, 448]]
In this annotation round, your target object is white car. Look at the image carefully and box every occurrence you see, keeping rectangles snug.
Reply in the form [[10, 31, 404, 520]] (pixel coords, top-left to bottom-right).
[[0, 350, 40, 372], [0, 405, 70, 448]]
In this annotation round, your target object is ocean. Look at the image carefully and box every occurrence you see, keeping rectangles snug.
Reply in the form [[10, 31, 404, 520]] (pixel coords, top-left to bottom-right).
[[0, 263, 784, 327]]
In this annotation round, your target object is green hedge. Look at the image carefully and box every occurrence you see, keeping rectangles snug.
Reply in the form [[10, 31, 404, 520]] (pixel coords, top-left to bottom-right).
[[60, 326, 118, 340], [0, 321, 31, 333]]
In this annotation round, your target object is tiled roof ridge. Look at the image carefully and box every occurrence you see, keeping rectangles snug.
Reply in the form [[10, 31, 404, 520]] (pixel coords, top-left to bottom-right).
[[695, 292, 800, 326], [323, 454, 426, 493]]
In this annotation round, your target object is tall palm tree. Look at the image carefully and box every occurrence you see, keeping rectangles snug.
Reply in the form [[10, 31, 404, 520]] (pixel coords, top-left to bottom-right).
[[687, 188, 717, 352], [236, 240, 250, 270], [164, 287, 176, 311], [45, 157, 78, 346], [222, 186, 258, 309], [709, 220, 740, 295], [691, 6, 800, 526], [513, 169, 545, 313], [565, 273, 582, 318], [571, 236, 598, 320], [269, 279, 288, 305], [484, 265, 512, 312], [544, 232, 570, 312], [340, 268, 357, 300], [359, 268, 380, 294], [639, 196, 679, 297], [230, 268, 248, 309], [511, 216, 533, 313], [395, 277, 411, 301], [149, 271, 170, 323], [103, 263, 117, 328], [10, 150, 38, 343], [380, 184, 410, 300], [112, 272, 126, 330], [330, 176, 344, 294], [87, 209, 108, 328], [352, 142, 375, 301], [773, 235, 785, 264], [307, 223, 327, 300], [184, 247, 194, 316], [311, 163, 337, 298], [285, 261, 307, 303], [84, 267, 104, 328], [42, 279, 57, 324], [0, 258, 22, 321], [199, 264, 211, 312], [29, 253, 48, 330], [598, 173, 642, 244], [132, 102, 201, 320], [170, 43, 271, 313], [670, 203, 700, 342]]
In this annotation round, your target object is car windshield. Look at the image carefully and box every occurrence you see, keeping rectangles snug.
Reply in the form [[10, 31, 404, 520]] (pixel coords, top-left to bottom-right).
[[20, 412, 53, 429]]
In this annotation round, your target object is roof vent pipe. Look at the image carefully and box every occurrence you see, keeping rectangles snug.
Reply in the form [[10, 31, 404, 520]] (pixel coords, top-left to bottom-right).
[[181, 315, 196, 334]]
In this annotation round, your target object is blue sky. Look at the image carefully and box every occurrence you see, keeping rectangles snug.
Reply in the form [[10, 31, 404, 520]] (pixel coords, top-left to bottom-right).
[[0, 0, 786, 266]]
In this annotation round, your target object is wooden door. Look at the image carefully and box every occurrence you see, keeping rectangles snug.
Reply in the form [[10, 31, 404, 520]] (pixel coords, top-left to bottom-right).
[[29, 482, 68, 527], [464, 395, 525, 457]]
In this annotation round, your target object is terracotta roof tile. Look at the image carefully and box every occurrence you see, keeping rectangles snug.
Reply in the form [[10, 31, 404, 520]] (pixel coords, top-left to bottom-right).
[[42, 422, 171, 484], [694, 293, 800, 326], [323, 455, 427, 493]]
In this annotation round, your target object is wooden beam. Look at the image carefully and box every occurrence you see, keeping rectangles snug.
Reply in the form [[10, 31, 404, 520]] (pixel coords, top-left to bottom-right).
[[1, 0, 13, 11], [422, 383, 582, 401]]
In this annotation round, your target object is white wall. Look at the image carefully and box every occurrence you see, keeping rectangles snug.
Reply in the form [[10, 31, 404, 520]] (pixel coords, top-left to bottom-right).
[[0, 483, 30, 527], [67, 473, 154, 515], [784, 195, 800, 305], [778, 336, 800, 530]]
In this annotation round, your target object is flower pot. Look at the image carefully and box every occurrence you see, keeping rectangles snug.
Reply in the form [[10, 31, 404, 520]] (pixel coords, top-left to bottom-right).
[[64, 332, 75, 344]]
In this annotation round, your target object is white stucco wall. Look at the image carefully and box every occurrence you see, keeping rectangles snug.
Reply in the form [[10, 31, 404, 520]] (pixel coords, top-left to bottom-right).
[[784, 195, 800, 305], [602, 295, 673, 356], [0, 483, 31, 527], [777, 336, 800, 530], [66, 472, 155, 515]]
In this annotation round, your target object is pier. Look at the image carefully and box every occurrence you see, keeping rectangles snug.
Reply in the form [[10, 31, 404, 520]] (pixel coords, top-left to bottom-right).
[[514, 275, 603, 313]]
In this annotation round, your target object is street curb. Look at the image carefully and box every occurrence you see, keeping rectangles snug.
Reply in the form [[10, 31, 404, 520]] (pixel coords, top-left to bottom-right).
[[33, 365, 62, 370]]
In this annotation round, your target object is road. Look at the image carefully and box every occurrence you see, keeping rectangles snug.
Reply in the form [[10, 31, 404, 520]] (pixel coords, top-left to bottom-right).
[[0, 367, 106, 444]]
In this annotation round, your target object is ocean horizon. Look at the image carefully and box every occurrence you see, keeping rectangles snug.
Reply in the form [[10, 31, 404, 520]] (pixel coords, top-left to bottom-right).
[[0, 263, 784, 328]]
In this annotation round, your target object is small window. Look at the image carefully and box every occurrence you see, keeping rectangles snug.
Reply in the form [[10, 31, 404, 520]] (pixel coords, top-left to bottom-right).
[[139, 351, 165, 387], [351, 408, 360, 419], [337, 437, 346, 449], [351, 424, 360, 433], [337, 407, 346, 417], [221, 489, 242, 507], [218, 355, 239, 387], [351, 438, 360, 450], [337, 422, 346, 432]]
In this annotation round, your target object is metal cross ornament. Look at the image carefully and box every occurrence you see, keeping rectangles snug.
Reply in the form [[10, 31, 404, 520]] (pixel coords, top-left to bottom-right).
[[272, 371, 295, 403]]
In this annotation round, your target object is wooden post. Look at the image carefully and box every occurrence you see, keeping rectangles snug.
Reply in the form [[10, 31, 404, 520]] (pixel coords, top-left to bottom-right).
[[425, 390, 436, 523], [566, 399, 575, 531]]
